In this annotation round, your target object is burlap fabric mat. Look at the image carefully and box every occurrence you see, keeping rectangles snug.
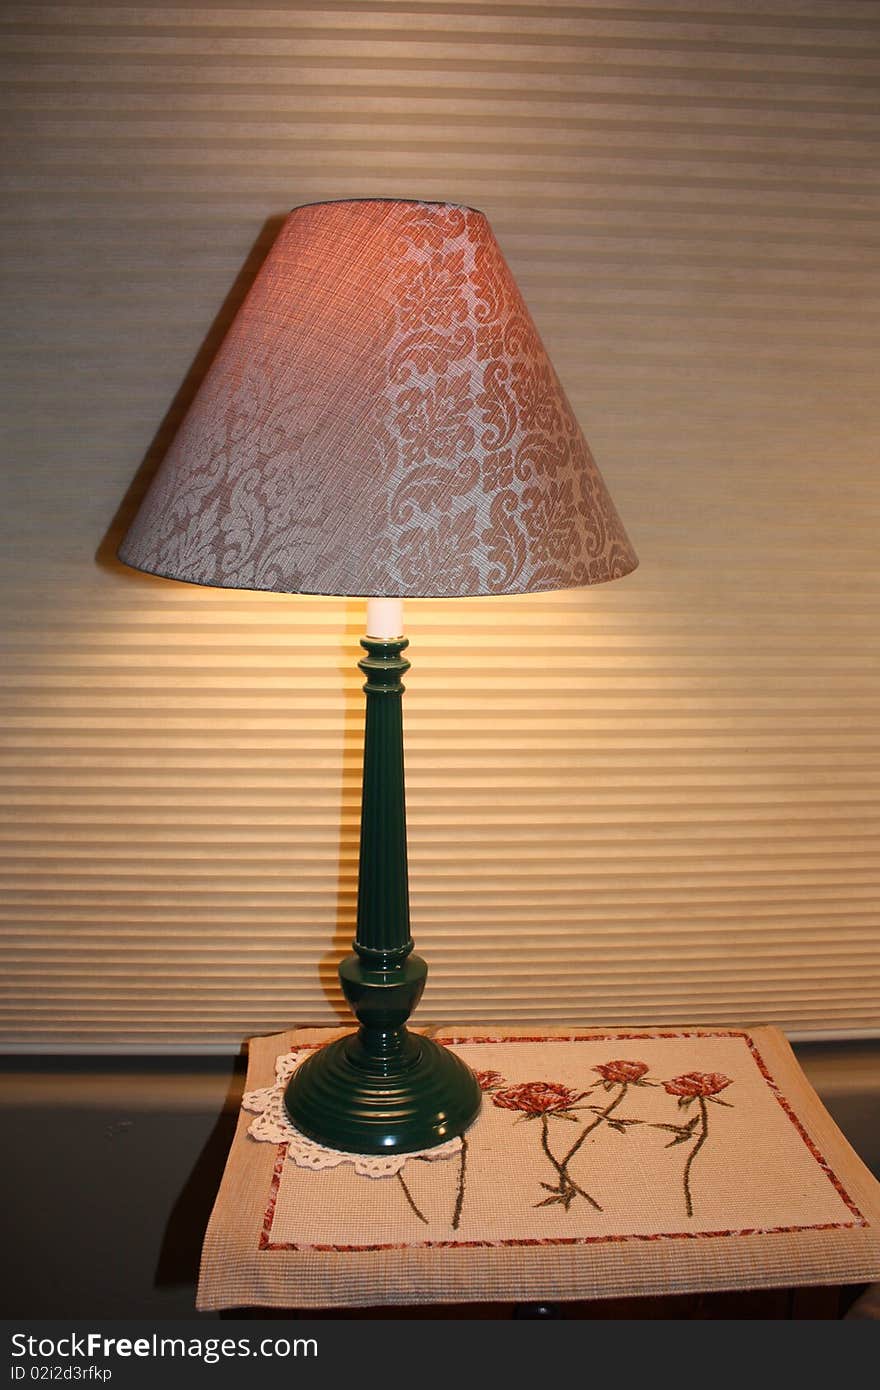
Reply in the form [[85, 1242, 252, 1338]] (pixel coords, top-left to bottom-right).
[[197, 1025, 880, 1309]]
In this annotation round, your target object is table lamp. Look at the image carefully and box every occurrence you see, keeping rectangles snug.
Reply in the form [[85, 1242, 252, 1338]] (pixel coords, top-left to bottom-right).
[[117, 198, 637, 1155]]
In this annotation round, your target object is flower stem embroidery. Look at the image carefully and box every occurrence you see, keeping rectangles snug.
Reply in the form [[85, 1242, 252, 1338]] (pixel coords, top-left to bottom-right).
[[395, 1169, 428, 1225], [451, 1135, 468, 1230], [538, 1113, 603, 1212], [681, 1096, 709, 1219], [656, 1072, 734, 1219], [560, 1080, 628, 1170], [538, 1060, 652, 1210], [443, 1068, 508, 1230]]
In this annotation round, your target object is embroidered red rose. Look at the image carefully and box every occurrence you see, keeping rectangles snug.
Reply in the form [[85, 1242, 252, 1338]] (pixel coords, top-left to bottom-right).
[[594, 1060, 649, 1084], [663, 1072, 731, 1098], [474, 1069, 505, 1092], [492, 1081, 584, 1115]]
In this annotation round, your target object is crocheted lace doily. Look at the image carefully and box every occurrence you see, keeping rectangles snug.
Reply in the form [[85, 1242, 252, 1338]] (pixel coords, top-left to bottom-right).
[[242, 1047, 463, 1178]]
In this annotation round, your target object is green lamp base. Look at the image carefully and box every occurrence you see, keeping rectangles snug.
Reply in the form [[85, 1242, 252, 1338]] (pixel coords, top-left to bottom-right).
[[282, 635, 482, 1155], [284, 1024, 482, 1155]]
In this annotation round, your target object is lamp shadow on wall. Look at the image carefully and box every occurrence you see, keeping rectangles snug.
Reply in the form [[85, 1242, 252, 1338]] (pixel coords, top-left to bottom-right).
[[153, 1055, 246, 1300], [319, 598, 366, 1023], [152, 612, 361, 1294]]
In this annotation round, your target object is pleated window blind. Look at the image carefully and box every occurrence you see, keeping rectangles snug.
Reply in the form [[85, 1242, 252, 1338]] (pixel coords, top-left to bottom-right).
[[1, 0, 878, 1050]]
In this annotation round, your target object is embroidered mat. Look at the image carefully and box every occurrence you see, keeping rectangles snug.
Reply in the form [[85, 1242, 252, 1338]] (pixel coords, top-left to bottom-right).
[[197, 1026, 880, 1310]]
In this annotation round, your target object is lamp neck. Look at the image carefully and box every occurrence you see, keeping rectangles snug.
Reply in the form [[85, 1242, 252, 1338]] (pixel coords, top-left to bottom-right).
[[354, 632, 412, 966], [365, 595, 403, 640]]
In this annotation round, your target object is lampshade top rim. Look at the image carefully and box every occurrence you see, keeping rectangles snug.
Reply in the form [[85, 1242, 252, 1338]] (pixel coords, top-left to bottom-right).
[[287, 196, 485, 218]]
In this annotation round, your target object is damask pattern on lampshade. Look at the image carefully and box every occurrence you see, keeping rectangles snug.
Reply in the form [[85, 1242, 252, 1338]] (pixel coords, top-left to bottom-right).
[[118, 199, 637, 598]]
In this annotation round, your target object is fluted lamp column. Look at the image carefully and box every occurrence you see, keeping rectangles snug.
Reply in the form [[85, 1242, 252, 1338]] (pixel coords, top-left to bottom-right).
[[284, 594, 482, 1153], [117, 198, 637, 1155]]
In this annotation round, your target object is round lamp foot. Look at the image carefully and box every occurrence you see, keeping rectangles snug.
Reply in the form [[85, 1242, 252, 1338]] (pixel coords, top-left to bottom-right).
[[283, 1028, 481, 1155]]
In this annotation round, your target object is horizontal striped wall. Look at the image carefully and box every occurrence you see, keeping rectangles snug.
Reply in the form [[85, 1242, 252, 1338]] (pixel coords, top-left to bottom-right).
[[1, 0, 878, 1049]]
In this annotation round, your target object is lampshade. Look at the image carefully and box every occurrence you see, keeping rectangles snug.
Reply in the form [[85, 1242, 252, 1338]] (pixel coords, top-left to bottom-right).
[[118, 198, 637, 596]]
